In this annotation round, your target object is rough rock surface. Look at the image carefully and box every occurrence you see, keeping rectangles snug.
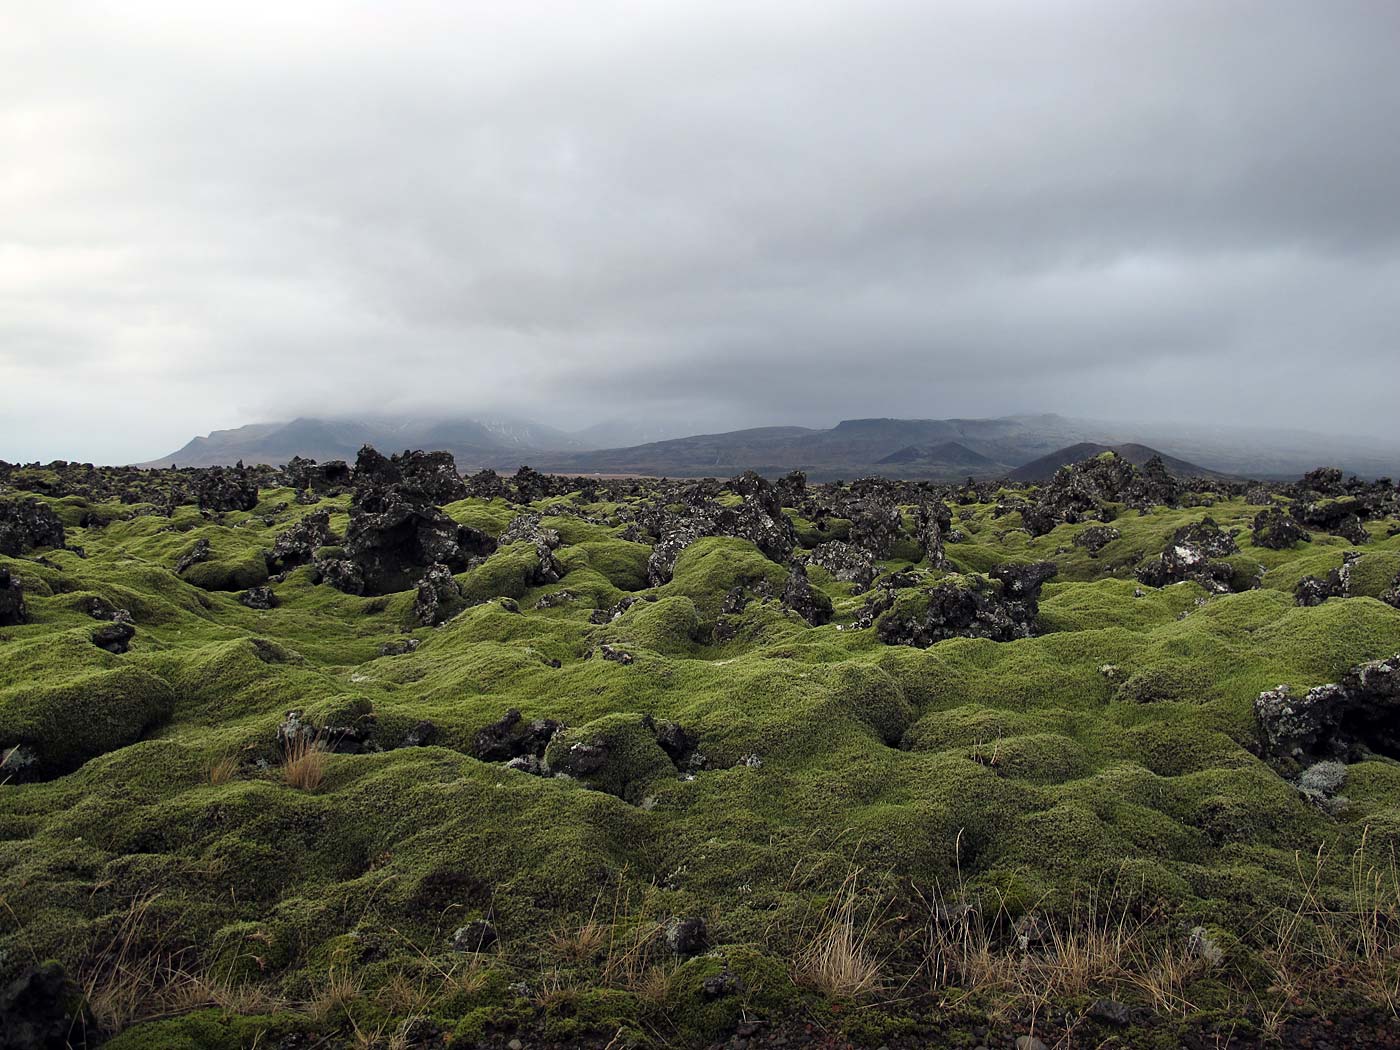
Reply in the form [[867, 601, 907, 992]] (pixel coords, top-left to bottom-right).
[[450, 920, 498, 953], [802, 540, 877, 592], [1252, 506, 1310, 549], [354, 446, 468, 505], [0, 498, 66, 557], [276, 708, 374, 755], [284, 456, 351, 494], [270, 509, 334, 571], [1293, 497, 1370, 545], [412, 562, 465, 626], [174, 537, 212, 575], [1383, 570, 1400, 610], [781, 563, 831, 626], [239, 585, 279, 610], [1256, 654, 1400, 767], [319, 447, 496, 595], [1073, 524, 1121, 554], [471, 708, 561, 763], [1136, 518, 1239, 593], [193, 464, 260, 512], [914, 499, 952, 567], [876, 565, 1055, 649], [644, 472, 797, 585], [0, 961, 88, 1050], [666, 916, 710, 957], [91, 620, 135, 654], [0, 566, 26, 626], [1016, 452, 1183, 538]]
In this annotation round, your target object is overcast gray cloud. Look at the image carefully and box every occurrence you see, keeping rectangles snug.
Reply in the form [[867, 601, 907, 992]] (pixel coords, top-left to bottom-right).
[[3, 0, 1400, 462]]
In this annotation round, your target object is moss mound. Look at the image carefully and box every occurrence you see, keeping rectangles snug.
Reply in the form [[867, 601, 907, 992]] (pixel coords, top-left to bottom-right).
[[2, 468, 1400, 1047]]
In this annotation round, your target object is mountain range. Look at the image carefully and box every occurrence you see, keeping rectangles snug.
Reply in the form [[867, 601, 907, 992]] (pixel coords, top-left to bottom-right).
[[142, 413, 1400, 481]]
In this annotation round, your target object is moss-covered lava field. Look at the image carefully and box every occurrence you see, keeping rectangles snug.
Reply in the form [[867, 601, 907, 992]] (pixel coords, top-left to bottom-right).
[[4, 450, 1400, 1049]]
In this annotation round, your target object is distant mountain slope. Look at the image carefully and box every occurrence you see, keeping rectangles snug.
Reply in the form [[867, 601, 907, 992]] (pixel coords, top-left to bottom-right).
[[1006, 442, 1223, 482], [535, 415, 1103, 479], [143, 416, 583, 468], [140, 412, 1398, 479], [877, 441, 999, 466]]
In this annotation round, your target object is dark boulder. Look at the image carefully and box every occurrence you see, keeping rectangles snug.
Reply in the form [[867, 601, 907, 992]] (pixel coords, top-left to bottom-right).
[[843, 486, 905, 559], [412, 563, 465, 626], [92, 620, 135, 654], [877, 576, 1042, 649], [239, 586, 279, 610], [781, 563, 831, 626], [499, 512, 561, 551], [0, 566, 26, 626], [174, 538, 212, 576], [270, 509, 334, 571], [451, 920, 498, 953], [649, 717, 701, 769], [276, 708, 373, 755], [589, 595, 640, 625], [774, 469, 807, 505], [666, 916, 710, 957], [550, 737, 609, 777], [403, 720, 438, 748], [644, 475, 797, 585], [75, 595, 120, 620], [193, 465, 260, 513], [1073, 524, 1120, 554], [720, 473, 798, 562], [334, 472, 496, 595], [353, 446, 468, 506], [1382, 571, 1400, 610], [283, 456, 350, 494], [1252, 506, 1310, 550], [313, 556, 365, 595], [1123, 455, 1182, 509], [0, 743, 39, 781], [914, 499, 952, 568], [0, 498, 65, 556], [646, 526, 702, 587], [378, 637, 421, 657], [1171, 517, 1239, 557], [1295, 570, 1346, 607], [597, 643, 635, 665], [0, 961, 89, 1050], [1018, 453, 1135, 537], [802, 541, 877, 593], [1292, 497, 1370, 544], [990, 560, 1059, 620], [463, 468, 507, 500], [1255, 654, 1400, 768], [1293, 466, 1346, 498], [471, 708, 560, 763], [1135, 519, 1238, 594]]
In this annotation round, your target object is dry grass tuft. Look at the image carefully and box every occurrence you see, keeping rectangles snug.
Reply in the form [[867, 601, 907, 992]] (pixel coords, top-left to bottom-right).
[[308, 965, 362, 1022], [79, 892, 282, 1034], [282, 734, 327, 791], [208, 754, 239, 785], [548, 918, 609, 964], [796, 870, 886, 999], [1256, 834, 1400, 1033]]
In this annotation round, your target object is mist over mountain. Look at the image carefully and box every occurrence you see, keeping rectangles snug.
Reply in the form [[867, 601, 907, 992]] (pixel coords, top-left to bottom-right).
[[142, 412, 1400, 481]]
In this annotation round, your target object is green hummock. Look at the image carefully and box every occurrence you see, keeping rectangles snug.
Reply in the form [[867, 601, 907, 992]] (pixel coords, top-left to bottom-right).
[[2, 476, 1400, 1047]]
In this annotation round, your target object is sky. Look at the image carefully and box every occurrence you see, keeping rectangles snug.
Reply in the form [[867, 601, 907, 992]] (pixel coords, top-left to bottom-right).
[[3, 1, 1400, 463]]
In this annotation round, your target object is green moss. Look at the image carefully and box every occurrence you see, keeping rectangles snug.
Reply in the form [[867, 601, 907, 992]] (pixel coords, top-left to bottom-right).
[[4, 477, 1400, 1045], [544, 712, 678, 803], [0, 663, 174, 776], [103, 1010, 315, 1050]]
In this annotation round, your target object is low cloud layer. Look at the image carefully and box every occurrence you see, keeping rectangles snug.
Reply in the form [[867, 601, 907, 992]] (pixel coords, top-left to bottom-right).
[[3, 1, 1400, 462]]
